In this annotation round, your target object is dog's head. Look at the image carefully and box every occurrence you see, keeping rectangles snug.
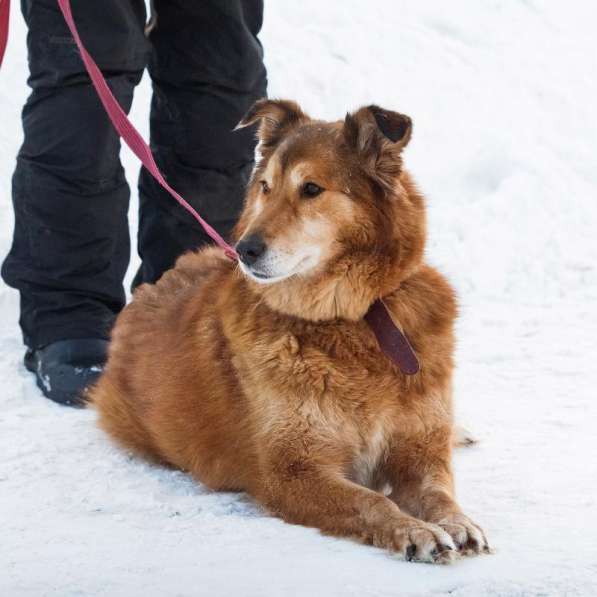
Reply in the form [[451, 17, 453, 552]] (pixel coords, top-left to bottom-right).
[[233, 99, 426, 320]]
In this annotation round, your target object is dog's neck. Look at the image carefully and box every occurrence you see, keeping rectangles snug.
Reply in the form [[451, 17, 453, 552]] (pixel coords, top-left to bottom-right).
[[251, 267, 377, 322], [247, 255, 422, 323], [245, 257, 423, 374]]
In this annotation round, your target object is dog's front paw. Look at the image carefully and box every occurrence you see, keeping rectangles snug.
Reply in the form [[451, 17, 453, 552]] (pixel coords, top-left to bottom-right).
[[436, 513, 490, 556], [377, 519, 458, 564]]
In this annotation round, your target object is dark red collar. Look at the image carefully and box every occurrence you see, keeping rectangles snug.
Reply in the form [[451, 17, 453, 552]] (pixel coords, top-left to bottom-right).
[[364, 299, 420, 375]]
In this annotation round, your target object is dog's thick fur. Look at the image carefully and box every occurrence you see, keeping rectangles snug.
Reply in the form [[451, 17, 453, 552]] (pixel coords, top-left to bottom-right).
[[91, 100, 489, 563]]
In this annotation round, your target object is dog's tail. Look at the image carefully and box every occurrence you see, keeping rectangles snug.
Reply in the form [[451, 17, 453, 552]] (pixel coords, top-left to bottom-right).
[[453, 425, 478, 448]]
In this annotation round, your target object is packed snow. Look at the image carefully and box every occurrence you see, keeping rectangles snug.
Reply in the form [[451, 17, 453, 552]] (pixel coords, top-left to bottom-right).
[[1, 1, 596, 595]]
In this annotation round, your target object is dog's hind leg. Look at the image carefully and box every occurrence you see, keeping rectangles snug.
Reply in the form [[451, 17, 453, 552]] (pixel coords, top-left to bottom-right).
[[89, 378, 160, 463]]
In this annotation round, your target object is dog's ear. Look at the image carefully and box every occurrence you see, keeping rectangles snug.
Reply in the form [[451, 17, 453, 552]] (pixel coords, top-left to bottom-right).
[[236, 99, 309, 150], [343, 105, 412, 193]]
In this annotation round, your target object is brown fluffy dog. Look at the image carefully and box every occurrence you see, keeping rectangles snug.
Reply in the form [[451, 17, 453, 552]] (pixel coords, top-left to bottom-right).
[[91, 99, 489, 564]]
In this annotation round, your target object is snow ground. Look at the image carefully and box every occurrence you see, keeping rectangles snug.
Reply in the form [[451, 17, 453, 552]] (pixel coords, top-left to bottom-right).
[[1, 1, 597, 596]]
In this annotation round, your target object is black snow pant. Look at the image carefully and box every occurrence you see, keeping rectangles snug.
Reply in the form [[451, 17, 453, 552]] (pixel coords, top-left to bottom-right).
[[1, 0, 267, 349]]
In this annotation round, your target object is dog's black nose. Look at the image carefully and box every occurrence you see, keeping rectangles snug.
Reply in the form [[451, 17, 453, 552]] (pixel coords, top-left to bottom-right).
[[236, 234, 266, 266]]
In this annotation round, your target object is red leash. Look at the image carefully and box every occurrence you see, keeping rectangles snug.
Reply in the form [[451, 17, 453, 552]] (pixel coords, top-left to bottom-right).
[[0, 0, 234, 258], [56, 0, 236, 260], [0, 0, 419, 375]]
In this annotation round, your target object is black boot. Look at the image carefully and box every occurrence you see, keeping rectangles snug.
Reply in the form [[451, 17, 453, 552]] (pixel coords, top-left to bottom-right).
[[24, 339, 109, 407]]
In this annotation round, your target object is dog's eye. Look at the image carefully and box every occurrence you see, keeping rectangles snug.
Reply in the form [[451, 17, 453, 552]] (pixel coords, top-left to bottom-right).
[[259, 180, 270, 194], [302, 182, 324, 198]]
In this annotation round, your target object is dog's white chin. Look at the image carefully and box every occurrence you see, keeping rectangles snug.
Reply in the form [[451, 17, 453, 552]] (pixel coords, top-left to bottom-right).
[[239, 262, 294, 285], [238, 254, 318, 285]]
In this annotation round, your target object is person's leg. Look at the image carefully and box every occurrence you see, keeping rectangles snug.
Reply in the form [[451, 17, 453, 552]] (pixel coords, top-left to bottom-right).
[[134, 0, 267, 286], [1, 0, 149, 350], [1, 0, 148, 405]]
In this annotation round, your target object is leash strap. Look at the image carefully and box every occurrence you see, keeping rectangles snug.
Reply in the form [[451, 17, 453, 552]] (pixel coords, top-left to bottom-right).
[[0, 0, 234, 257], [55, 0, 237, 260]]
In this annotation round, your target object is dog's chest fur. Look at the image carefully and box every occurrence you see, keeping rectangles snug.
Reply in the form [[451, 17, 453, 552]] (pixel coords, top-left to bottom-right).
[[350, 422, 389, 488], [287, 395, 393, 487], [234, 284, 453, 491]]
